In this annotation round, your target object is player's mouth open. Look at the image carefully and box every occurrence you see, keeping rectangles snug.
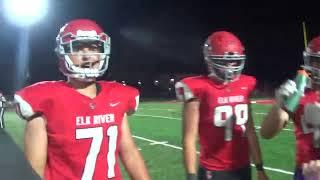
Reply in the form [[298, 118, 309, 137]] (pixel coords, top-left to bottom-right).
[[79, 63, 91, 68]]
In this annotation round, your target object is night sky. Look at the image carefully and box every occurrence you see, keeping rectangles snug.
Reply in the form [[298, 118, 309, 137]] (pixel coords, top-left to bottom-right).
[[0, 0, 319, 95]]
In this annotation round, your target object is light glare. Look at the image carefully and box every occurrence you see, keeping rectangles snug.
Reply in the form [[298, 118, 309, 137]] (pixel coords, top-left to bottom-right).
[[3, 0, 48, 27]]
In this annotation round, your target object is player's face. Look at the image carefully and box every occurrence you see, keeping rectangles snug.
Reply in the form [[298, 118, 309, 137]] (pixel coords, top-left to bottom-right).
[[68, 41, 103, 69]]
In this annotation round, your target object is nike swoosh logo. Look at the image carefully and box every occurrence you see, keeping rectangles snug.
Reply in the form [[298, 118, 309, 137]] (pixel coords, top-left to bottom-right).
[[110, 102, 120, 107]]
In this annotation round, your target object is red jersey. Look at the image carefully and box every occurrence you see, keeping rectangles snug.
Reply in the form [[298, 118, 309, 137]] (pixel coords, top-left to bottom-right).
[[175, 75, 256, 171], [15, 81, 139, 180], [292, 89, 320, 168]]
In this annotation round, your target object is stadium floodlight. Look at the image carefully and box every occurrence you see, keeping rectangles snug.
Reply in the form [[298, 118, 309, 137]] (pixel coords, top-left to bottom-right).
[[3, 0, 48, 27], [3, 0, 49, 89]]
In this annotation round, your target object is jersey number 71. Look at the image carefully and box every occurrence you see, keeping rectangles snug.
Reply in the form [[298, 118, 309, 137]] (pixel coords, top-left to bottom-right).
[[76, 126, 118, 179]]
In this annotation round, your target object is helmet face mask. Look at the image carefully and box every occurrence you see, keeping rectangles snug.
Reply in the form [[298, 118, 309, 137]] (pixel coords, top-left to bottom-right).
[[205, 57, 245, 82], [56, 19, 111, 82], [203, 31, 245, 83], [303, 36, 320, 85], [303, 52, 320, 85]]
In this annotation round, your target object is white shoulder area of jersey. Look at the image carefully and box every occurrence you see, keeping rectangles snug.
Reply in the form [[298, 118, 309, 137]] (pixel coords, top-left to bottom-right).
[[14, 94, 35, 119], [175, 81, 195, 102]]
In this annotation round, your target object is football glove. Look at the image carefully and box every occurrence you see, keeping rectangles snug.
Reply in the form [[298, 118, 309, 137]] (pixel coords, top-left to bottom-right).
[[275, 79, 298, 106]]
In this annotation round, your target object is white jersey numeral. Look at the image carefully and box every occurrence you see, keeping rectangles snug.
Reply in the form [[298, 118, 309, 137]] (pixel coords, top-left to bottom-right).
[[213, 104, 248, 141], [76, 126, 118, 179], [106, 126, 118, 178]]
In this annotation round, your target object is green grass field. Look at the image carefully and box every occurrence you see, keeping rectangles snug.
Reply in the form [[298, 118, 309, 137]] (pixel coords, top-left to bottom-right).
[[3, 101, 296, 180]]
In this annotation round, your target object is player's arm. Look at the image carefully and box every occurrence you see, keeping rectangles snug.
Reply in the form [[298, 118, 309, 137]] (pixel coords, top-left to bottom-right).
[[260, 79, 296, 139], [182, 99, 200, 179], [260, 104, 289, 139], [119, 114, 150, 180], [246, 104, 268, 179], [24, 116, 48, 179]]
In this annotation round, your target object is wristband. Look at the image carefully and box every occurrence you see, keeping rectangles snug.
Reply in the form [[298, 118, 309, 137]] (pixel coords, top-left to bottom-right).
[[186, 173, 197, 180]]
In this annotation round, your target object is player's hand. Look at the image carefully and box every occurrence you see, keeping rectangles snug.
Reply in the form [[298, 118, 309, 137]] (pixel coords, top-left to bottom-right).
[[257, 170, 269, 180], [303, 160, 320, 180], [275, 80, 297, 106]]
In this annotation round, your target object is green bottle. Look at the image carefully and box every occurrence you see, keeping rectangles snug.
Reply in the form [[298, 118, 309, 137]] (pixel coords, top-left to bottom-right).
[[283, 70, 309, 113]]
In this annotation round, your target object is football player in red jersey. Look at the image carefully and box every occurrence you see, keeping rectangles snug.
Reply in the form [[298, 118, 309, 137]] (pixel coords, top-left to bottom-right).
[[175, 31, 268, 180], [260, 36, 320, 180], [260, 35, 320, 180], [14, 19, 150, 180]]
